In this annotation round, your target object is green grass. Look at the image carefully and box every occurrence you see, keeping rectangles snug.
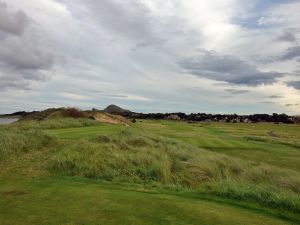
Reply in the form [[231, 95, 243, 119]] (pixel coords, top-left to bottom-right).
[[0, 128, 57, 159], [47, 128, 300, 214], [133, 120, 300, 172], [13, 118, 98, 130], [0, 177, 297, 225], [0, 118, 300, 224], [48, 123, 124, 139]]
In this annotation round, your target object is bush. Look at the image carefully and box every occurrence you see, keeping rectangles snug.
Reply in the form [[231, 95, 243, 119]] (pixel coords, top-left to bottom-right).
[[62, 108, 87, 118]]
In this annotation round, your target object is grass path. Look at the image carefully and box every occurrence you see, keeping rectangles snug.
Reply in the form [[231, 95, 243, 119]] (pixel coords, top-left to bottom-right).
[[0, 177, 296, 225]]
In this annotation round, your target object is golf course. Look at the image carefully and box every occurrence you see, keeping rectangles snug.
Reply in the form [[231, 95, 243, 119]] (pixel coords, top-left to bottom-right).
[[1, 0, 300, 223], [1, 117, 300, 225]]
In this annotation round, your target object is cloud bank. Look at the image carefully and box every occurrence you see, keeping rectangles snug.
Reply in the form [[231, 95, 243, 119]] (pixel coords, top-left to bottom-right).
[[0, 0, 299, 114]]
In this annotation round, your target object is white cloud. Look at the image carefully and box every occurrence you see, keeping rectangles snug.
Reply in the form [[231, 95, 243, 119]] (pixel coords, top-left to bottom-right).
[[59, 92, 90, 101], [0, 0, 299, 114]]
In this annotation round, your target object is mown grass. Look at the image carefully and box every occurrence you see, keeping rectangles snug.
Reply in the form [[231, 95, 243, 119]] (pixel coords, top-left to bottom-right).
[[1, 118, 300, 224], [133, 120, 300, 172], [0, 177, 295, 225]]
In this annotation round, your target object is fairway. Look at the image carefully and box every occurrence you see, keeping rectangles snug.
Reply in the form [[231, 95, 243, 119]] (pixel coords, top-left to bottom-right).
[[2, 0, 300, 223], [134, 120, 300, 171], [0, 177, 295, 225], [49, 120, 300, 172]]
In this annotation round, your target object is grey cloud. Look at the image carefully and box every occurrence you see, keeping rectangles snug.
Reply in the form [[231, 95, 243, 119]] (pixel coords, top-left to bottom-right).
[[220, 95, 232, 98], [104, 94, 128, 98], [82, 89, 103, 94], [64, 0, 196, 52], [0, 38, 54, 71], [178, 51, 283, 86], [287, 81, 300, 89], [225, 89, 249, 94], [268, 95, 282, 99], [1, 0, 299, 114], [0, 74, 30, 91], [0, 3, 55, 91], [132, 42, 150, 51], [260, 101, 275, 104], [0, 65, 48, 91], [0, 35, 55, 91], [276, 31, 297, 42], [286, 103, 299, 107], [0, 2, 29, 36], [280, 46, 300, 60], [74, 0, 165, 47]]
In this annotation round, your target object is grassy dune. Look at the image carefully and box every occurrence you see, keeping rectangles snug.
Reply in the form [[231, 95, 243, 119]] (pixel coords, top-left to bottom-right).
[[49, 128, 300, 213], [0, 118, 300, 224], [48, 124, 123, 139]]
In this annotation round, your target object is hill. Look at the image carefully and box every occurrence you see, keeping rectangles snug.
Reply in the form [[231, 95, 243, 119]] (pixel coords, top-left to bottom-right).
[[103, 104, 131, 115]]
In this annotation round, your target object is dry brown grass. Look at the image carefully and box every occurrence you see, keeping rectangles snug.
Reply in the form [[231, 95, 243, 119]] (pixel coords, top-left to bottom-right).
[[91, 112, 129, 126]]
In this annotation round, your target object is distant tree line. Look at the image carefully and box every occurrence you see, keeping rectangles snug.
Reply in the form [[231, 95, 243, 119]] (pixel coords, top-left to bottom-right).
[[1, 107, 299, 124], [119, 111, 297, 124]]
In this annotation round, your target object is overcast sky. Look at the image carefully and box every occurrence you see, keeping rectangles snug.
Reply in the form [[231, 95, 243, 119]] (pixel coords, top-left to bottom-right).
[[0, 0, 300, 114]]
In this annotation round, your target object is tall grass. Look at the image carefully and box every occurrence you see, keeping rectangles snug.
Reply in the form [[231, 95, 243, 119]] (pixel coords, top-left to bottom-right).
[[11, 118, 98, 130], [50, 128, 300, 213], [0, 128, 57, 159], [0, 118, 97, 159], [211, 181, 300, 213], [1, 120, 300, 213]]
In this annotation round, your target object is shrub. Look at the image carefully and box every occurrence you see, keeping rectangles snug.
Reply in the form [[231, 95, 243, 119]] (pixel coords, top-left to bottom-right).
[[62, 108, 87, 118]]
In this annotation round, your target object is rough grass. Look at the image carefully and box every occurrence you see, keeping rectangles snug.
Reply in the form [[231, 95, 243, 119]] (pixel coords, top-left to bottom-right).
[[11, 118, 98, 130], [49, 128, 300, 213], [212, 181, 300, 214], [0, 128, 56, 159], [1, 119, 300, 217], [47, 124, 124, 139], [0, 118, 96, 159]]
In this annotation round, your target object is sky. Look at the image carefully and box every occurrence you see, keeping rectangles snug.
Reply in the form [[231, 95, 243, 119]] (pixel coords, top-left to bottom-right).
[[0, 0, 300, 114]]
